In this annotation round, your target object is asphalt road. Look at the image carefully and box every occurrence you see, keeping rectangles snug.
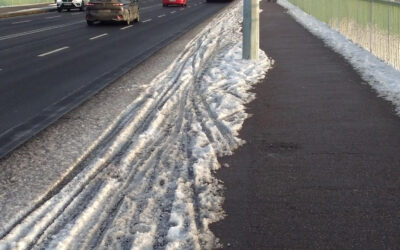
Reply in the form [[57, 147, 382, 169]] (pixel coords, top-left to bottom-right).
[[0, 0, 229, 159]]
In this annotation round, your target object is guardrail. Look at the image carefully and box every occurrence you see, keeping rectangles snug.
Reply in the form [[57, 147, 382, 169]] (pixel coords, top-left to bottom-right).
[[288, 0, 400, 71], [0, 0, 52, 7]]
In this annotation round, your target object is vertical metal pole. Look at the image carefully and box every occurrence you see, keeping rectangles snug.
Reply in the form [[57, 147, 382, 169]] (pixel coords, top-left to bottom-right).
[[388, 5, 390, 63], [370, 0, 372, 52], [356, 0, 359, 44], [338, 0, 343, 34], [243, 0, 259, 60]]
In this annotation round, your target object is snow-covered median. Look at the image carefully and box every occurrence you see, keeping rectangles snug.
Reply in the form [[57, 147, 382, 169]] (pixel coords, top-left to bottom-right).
[[278, 0, 400, 115], [0, 1, 271, 249]]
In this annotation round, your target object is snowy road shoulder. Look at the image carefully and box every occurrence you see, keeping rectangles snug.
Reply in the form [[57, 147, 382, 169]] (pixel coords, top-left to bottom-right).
[[278, 0, 400, 115], [0, 1, 272, 249]]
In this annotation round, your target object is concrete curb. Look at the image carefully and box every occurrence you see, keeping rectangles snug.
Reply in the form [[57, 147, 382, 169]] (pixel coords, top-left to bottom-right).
[[0, 6, 55, 18]]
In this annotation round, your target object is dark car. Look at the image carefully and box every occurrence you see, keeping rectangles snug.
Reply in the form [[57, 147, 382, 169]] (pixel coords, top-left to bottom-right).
[[86, 0, 140, 25]]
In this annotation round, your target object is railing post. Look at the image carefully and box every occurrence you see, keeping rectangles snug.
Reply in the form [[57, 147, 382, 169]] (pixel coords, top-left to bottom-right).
[[243, 0, 259, 60], [388, 4, 390, 63]]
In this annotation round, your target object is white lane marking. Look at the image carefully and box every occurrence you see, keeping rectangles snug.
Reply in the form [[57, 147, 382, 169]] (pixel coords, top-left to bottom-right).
[[180, 8, 184, 10], [120, 25, 133, 30], [45, 15, 61, 19], [38, 46, 69, 57], [0, 21, 84, 41], [141, 3, 160, 10], [89, 33, 108, 40], [71, 12, 81, 15], [158, 14, 166, 18], [170, 11, 176, 14], [12, 20, 32, 24], [194, 3, 197, 6], [142, 19, 152, 23]]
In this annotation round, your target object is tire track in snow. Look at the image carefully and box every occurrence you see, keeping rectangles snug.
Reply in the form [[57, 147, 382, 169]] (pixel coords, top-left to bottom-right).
[[0, 1, 271, 249]]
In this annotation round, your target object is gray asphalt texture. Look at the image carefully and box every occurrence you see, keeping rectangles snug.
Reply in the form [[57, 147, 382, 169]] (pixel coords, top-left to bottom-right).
[[0, 0, 229, 159], [211, 2, 400, 249]]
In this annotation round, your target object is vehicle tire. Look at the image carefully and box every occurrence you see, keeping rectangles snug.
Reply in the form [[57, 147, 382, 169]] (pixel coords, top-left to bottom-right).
[[57, 7, 62, 12], [135, 12, 140, 22], [67, 8, 70, 11], [87, 20, 94, 25]]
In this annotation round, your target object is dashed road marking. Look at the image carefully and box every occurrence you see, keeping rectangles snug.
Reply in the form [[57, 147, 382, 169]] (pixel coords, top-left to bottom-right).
[[180, 8, 184, 10], [158, 14, 166, 18], [120, 25, 133, 30], [89, 33, 108, 40], [45, 15, 61, 19], [0, 21, 84, 41], [141, 4, 160, 10], [170, 11, 176, 14], [38, 46, 69, 57], [142, 19, 152, 23], [12, 20, 32, 24]]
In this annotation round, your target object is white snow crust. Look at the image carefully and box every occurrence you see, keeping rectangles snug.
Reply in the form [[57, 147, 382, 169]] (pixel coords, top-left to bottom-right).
[[278, 0, 400, 114], [0, 1, 271, 249]]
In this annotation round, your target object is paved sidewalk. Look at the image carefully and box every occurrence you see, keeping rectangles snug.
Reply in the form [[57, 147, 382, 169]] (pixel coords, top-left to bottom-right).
[[211, 1, 400, 249], [0, 3, 55, 18]]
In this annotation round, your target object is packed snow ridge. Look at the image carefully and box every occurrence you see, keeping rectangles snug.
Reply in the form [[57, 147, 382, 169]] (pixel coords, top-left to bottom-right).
[[0, 1, 272, 249], [278, 0, 400, 115]]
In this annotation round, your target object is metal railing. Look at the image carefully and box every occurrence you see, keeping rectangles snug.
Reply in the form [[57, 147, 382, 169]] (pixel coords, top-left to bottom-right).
[[288, 0, 400, 71]]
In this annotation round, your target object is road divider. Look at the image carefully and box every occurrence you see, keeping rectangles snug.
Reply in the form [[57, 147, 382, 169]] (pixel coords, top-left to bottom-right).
[[38, 46, 69, 57], [120, 25, 133, 30], [0, 21, 85, 41], [11, 20, 32, 24], [45, 15, 61, 19], [89, 33, 108, 40], [141, 3, 161, 10]]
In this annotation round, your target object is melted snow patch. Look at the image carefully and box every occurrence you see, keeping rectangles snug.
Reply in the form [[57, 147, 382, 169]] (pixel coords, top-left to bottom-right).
[[0, 0, 272, 249]]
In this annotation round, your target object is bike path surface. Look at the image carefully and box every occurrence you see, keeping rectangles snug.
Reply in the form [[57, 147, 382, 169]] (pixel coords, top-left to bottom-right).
[[211, 2, 400, 249]]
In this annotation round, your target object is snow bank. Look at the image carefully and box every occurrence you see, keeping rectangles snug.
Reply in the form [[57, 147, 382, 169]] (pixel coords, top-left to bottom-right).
[[0, 1, 271, 249], [278, 0, 400, 115]]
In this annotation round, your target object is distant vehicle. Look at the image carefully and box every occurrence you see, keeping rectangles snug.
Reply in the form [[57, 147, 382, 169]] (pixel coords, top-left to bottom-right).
[[57, 0, 85, 12], [162, 0, 186, 7], [86, 0, 140, 25]]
